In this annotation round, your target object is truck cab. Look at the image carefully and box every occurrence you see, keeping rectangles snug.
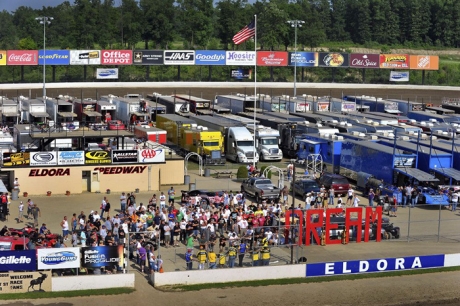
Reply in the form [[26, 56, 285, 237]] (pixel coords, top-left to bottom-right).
[[226, 127, 259, 163], [246, 124, 282, 161]]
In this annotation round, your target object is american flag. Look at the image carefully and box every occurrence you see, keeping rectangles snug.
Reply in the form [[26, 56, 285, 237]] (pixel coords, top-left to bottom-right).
[[232, 20, 256, 45]]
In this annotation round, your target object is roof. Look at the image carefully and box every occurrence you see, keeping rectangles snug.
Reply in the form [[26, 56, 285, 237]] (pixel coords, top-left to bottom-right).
[[432, 168, 460, 181], [83, 111, 102, 117], [30, 112, 49, 118], [57, 112, 77, 117], [379, 140, 451, 156], [131, 111, 149, 117], [394, 168, 439, 182], [345, 140, 407, 155], [385, 109, 402, 114], [2, 112, 18, 117]]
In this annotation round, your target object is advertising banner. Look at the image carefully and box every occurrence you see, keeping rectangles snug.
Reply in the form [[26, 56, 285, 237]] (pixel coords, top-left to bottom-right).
[[70, 50, 101, 65], [389, 71, 409, 82], [163, 50, 195, 65], [101, 50, 132, 65], [349, 53, 380, 68], [138, 148, 166, 163], [288, 52, 318, 67], [256, 51, 288, 66], [318, 52, 349, 67], [96, 68, 118, 79], [111, 150, 138, 164], [0, 51, 6, 65], [38, 50, 70, 65], [379, 54, 409, 69], [81, 245, 124, 268], [409, 55, 439, 70], [37, 248, 80, 270], [2, 152, 30, 167], [230, 68, 252, 80], [57, 151, 85, 165], [30, 152, 58, 166], [194, 50, 226, 65], [0, 271, 51, 293], [7, 50, 38, 65], [85, 150, 111, 164], [0, 250, 36, 272], [226, 51, 256, 66], [133, 50, 164, 65], [306, 254, 445, 277]]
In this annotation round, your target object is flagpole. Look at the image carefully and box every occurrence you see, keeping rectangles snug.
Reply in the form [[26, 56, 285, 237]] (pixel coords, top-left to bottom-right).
[[253, 14, 257, 169]]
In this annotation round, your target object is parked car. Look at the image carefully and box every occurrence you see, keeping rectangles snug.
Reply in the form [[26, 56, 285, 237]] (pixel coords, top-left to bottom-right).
[[317, 172, 350, 196], [290, 179, 321, 200], [108, 120, 126, 130], [0, 236, 29, 251], [241, 178, 280, 203]]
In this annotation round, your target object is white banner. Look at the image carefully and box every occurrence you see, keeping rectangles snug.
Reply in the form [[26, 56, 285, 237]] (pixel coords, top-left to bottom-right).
[[57, 151, 85, 165], [37, 247, 81, 270], [389, 71, 409, 82], [30, 152, 58, 166], [226, 51, 256, 66], [138, 148, 166, 163], [163, 50, 195, 65], [70, 50, 101, 65], [96, 68, 119, 79]]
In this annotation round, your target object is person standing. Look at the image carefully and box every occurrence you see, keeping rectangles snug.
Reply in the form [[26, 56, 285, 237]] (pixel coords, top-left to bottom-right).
[[100, 197, 107, 220], [196, 245, 207, 270], [346, 187, 354, 206], [168, 187, 175, 205], [368, 189, 375, 207], [18, 201, 24, 223], [137, 244, 147, 273], [120, 192, 127, 212], [228, 243, 237, 268], [353, 194, 360, 208], [208, 250, 217, 269], [159, 192, 166, 210], [185, 248, 193, 270], [27, 199, 34, 220], [31, 204, 41, 228], [238, 240, 247, 267], [328, 188, 335, 206], [451, 190, 459, 212], [252, 248, 260, 266], [13, 178, 20, 192], [260, 246, 270, 266]]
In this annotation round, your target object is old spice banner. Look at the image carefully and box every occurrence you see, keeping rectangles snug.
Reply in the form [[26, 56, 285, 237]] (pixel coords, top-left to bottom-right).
[[256, 51, 288, 66], [0, 51, 6, 65], [7, 50, 38, 65], [409, 55, 439, 70], [379, 54, 409, 69]]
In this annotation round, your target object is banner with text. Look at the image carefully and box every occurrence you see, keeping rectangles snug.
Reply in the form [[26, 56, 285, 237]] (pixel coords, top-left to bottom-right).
[[0, 51, 6, 65], [96, 68, 119, 79], [37, 248, 81, 270], [101, 50, 132, 65], [349, 53, 380, 68], [81, 245, 124, 268], [138, 148, 166, 163], [379, 54, 409, 69], [7, 50, 38, 65], [85, 150, 111, 164], [256, 51, 288, 66], [0, 271, 51, 293], [163, 50, 195, 65], [70, 50, 101, 65], [389, 71, 409, 82], [133, 50, 164, 65], [57, 151, 85, 165], [318, 52, 349, 67], [38, 50, 70, 65], [409, 55, 439, 70], [226, 51, 256, 66], [288, 52, 318, 67], [2, 152, 30, 167], [111, 150, 138, 164], [230, 68, 252, 80], [195, 50, 226, 65], [0, 250, 36, 272], [30, 152, 58, 166]]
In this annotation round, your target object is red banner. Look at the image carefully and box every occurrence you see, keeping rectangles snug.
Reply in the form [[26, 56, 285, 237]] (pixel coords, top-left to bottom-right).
[[101, 50, 133, 65], [256, 51, 288, 66], [7, 50, 38, 65], [379, 54, 409, 69]]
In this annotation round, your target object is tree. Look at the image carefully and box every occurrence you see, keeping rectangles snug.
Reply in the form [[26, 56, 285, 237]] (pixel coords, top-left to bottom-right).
[[330, 0, 349, 42], [72, 0, 99, 48], [17, 37, 37, 50], [177, 0, 215, 49], [0, 10, 17, 49], [140, 0, 176, 49], [120, 0, 142, 48], [258, 1, 289, 50]]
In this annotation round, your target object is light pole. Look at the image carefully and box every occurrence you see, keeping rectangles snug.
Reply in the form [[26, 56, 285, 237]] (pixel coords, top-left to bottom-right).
[[287, 20, 305, 98], [36, 16, 53, 99]]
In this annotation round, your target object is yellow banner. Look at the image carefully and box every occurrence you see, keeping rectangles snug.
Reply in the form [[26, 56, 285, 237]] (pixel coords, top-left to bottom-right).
[[0, 51, 6, 65]]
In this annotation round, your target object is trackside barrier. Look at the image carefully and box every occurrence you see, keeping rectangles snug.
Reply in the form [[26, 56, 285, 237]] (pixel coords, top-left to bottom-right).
[[52, 273, 135, 292]]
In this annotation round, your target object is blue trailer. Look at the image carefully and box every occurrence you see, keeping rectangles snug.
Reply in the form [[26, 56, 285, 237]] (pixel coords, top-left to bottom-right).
[[343, 96, 401, 114], [330, 98, 356, 113], [386, 99, 424, 116], [298, 134, 345, 173], [407, 111, 460, 124]]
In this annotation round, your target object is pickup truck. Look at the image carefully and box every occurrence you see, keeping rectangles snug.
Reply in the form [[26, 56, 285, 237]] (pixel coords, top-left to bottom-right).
[[240, 178, 280, 203]]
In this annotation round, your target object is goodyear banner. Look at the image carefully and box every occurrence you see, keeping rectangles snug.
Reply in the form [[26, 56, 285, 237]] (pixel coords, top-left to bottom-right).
[[318, 52, 349, 67], [70, 50, 101, 65], [0, 51, 6, 65], [37, 248, 80, 270], [0, 250, 36, 272], [389, 71, 409, 82], [138, 148, 166, 163], [38, 50, 70, 65], [85, 150, 111, 164], [0, 271, 51, 293], [288, 52, 318, 67], [2, 152, 30, 167], [30, 152, 58, 166], [379, 54, 409, 69], [195, 50, 226, 65], [81, 245, 124, 268]]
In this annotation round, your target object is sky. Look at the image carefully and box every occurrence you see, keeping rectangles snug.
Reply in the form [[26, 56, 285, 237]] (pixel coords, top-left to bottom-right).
[[2, 0, 70, 12]]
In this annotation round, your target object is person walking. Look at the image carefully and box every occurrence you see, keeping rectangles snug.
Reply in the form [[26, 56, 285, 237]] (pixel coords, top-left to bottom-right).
[[346, 187, 354, 206], [185, 249, 193, 270], [451, 190, 459, 212], [168, 187, 175, 205], [368, 189, 375, 207], [31, 204, 41, 228], [18, 201, 24, 223], [100, 197, 107, 220], [61, 216, 69, 241]]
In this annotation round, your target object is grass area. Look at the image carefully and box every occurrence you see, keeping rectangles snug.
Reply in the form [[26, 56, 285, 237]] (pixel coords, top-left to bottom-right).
[[0, 287, 135, 300], [162, 266, 460, 292]]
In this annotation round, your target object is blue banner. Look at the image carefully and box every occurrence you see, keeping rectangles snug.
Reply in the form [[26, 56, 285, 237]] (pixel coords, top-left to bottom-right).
[[306, 254, 445, 277], [288, 52, 318, 67], [0, 250, 37, 272], [195, 50, 226, 65], [38, 50, 70, 65]]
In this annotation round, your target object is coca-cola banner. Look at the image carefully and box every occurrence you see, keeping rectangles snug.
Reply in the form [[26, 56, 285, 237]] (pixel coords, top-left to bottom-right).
[[7, 50, 38, 65], [0, 51, 6, 65], [349, 54, 380, 68]]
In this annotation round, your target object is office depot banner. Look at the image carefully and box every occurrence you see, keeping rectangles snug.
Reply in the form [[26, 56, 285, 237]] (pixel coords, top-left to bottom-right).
[[410, 55, 439, 70], [256, 51, 288, 66], [226, 51, 256, 66], [38, 50, 70, 65], [350, 53, 380, 68], [133, 50, 164, 65], [70, 50, 101, 65], [101, 50, 132, 65], [288, 52, 318, 67], [7, 50, 38, 65], [379, 54, 409, 69], [0, 51, 6, 65]]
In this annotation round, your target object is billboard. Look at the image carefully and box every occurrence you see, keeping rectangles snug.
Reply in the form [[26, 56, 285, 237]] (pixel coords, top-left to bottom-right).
[[57, 151, 85, 165], [379, 54, 409, 69], [96, 68, 119, 79], [81, 245, 124, 268], [0, 51, 6, 65], [318, 52, 349, 67], [85, 150, 111, 164], [0, 271, 51, 293], [389, 71, 409, 82], [288, 52, 318, 67], [0, 250, 36, 272], [257, 51, 288, 66], [7, 50, 38, 65], [226, 51, 256, 66], [111, 150, 138, 164], [163, 50, 195, 65], [230, 68, 252, 80], [133, 50, 164, 65], [30, 152, 58, 166], [38, 50, 70, 65], [2, 152, 30, 167], [349, 53, 380, 68], [101, 50, 132, 65], [138, 148, 166, 163], [70, 50, 101, 65], [410, 55, 439, 70], [37, 248, 81, 270], [195, 50, 226, 65]]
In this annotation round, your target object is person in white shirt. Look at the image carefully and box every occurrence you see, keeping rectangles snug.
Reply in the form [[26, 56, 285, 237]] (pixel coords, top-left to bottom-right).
[[159, 192, 166, 210], [451, 191, 459, 212], [305, 194, 312, 210], [93, 211, 101, 221], [347, 188, 354, 206], [353, 195, 360, 208], [18, 201, 24, 223]]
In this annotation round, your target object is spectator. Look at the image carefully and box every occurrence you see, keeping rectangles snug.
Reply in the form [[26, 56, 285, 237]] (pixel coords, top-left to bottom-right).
[[18, 201, 24, 223], [138, 244, 147, 273], [368, 189, 375, 207], [185, 248, 193, 270], [31, 204, 41, 228]]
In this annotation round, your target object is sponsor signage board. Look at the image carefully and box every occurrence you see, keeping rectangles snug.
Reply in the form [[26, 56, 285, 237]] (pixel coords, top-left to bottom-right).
[[133, 50, 164, 65], [111, 150, 138, 164], [226, 51, 256, 66], [101, 50, 132, 65], [230, 68, 251, 80], [29, 168, 70, 177], [70, 50, 101, 65], [85, 150, 111, 164], [256, 51, 288, 66], [57, 151, 85, 165], [306, 254, 445, 277], [0, 271, 51, 293], [0, 50, 7, 65], [379, 54, 409, 69], [81, 245, 124, 268], [96, 68, 118, 79], [138, 149, 166, 163], [94, 166, 147, 174], [194, 50, 226, 65], [349, 53, 380, 68], [30, 152, 58, 166], [37, 247, 81, 270], [163, 50, 195, 65], [288, 52, 318, 67], [0, 250, 36, 272], [318, 52, 349, 67], [38, 50, 70, 65], [409, 55, 439, 70], [389, 71, 409, 82], [2, 152, 30, 167], [7, 50, 38, 65]]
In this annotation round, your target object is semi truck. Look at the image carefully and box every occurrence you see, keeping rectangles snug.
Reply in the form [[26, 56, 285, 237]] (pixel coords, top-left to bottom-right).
[[215, 94, 258, 114], [133, 126, 167, 144], [344, 96, 401, 114], [407, 111, 460, 124], [174, 94, 211, 113], [154, 95, 190, 114], [155, 114, 196, 144], [245, 124, 283, 161], [96, 100, 117, 123]]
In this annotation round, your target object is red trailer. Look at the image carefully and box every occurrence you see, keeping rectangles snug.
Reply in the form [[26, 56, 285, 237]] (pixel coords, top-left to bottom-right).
[[134, 126, 167, 144]]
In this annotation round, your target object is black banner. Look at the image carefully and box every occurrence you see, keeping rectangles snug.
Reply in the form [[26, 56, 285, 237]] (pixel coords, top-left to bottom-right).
[[84, 150, 111, 164], [81, 246, 123, 268], [2, 152, 30, 167], [133, 50, 164, 65], [318, 52, 349, 67], [111, 150, 138, 164]]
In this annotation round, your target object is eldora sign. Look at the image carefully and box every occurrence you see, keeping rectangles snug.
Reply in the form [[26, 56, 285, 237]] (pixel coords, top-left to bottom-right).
[[350, 53, 380, 68], [94, 166, 147, 174], [0, 271, 52, 293], [7, 50, 38, 65], [138, 149, 165, 163], [101, 50, 132, 65], [29, 168, 70, 177], [306, 254, 445, 277], [256, 51, 288, 66]]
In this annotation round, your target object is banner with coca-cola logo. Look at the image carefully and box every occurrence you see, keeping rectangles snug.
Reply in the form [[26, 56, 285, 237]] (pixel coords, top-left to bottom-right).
[[7, 50, 38, 65], [349, 54, 380, 68], [101, 50, 133, 65], [0, 51, 6, 65]]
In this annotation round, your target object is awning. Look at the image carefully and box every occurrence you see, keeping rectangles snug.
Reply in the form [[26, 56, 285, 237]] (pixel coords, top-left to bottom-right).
[[30, 112, 49, 118], [132, 112, 149, 117], [394, 168, 439, 182], [83, 111, 102, 117], [0, 180, 7, 193], [57, 112, 77, 117], [2, 112, 18, 117], [385, 109, 402, 114], [432, 167, 460, 181]]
